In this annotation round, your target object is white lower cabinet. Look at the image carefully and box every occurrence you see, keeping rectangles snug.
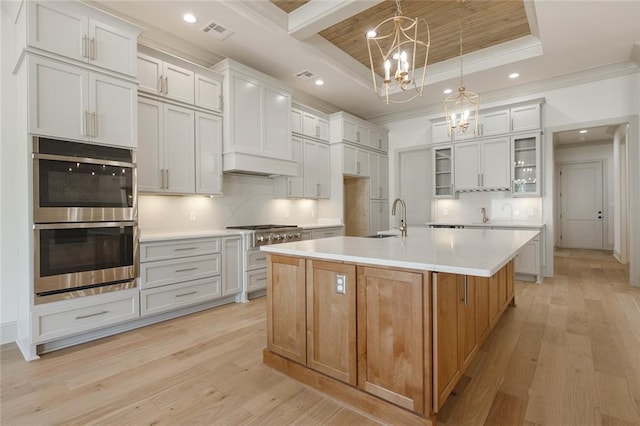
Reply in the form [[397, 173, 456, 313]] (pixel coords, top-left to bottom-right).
[[515, 237, 540, 277], [31, 289, 139, 343], [139, 235, 241, 316], [310, 227, 344, 239]]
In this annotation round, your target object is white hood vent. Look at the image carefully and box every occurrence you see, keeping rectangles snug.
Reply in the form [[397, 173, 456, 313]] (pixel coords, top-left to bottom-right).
[[200, 21, 234, 40]]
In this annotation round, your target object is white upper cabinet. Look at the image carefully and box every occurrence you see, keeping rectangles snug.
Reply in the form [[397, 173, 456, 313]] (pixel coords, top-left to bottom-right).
[[195, 111, 223, 196], [479, 109, 510, 137], [432, 101, 542, 143], [24, 1, 141, 77], [302, 140, 330, 199], [292, 107, 330, 142], [330, 112, 388, 153], [28, 55, 136, 148], [454, 138, 510, 191], [137, 49, 223, 113], [343, 145, 370, 177], [213, 59, 296, 176], [511, 104, 541, 132], [369, 153, 388, 200]]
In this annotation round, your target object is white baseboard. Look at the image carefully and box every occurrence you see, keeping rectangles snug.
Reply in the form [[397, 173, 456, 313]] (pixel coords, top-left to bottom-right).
[[1, 321, 17, 345]]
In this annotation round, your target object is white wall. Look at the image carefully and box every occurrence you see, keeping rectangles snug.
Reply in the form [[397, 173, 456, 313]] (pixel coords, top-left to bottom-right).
[[385, 72, 640, 284], [138, 174, 329, 235], [554, 142, 614, 249]]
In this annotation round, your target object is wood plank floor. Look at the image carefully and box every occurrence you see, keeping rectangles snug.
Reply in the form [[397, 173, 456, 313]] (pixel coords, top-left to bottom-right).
[[1, 249, 638, 425]]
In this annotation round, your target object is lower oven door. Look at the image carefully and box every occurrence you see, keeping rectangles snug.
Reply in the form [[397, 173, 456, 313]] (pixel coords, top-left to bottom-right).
[[34, 222, 138, 302]]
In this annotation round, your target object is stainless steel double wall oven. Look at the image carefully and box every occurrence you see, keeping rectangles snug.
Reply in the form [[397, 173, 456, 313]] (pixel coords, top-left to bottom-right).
[[33, 137, 138, 304]]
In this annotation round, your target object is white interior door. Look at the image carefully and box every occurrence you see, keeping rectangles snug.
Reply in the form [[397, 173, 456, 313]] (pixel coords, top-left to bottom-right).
[[560, 162, 604, 249], [398, 148, 430, 226]]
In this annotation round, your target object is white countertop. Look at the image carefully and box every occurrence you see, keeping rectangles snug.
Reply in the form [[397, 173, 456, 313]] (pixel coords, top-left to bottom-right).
[[427, 221, 544, 229], [260, 227, 539, 277], [139, 229, 248, 242]]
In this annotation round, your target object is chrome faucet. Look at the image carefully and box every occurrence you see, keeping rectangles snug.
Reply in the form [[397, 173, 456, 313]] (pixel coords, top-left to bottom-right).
[[481, 207, 489, 223], [392, 198, 408, 236]]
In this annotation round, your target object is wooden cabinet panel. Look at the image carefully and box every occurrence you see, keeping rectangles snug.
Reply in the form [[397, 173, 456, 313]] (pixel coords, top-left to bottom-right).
[[306, 260, 357, 385], [357, 266, 425, 414], [498, 264, 509, 311], [489, 272, 500, 326], [475, 276, 491, 344], [433, 272, 461, 412], [267, 255, 306, 365], [459, 276, 478, 372], [507, 260, 515, 303]]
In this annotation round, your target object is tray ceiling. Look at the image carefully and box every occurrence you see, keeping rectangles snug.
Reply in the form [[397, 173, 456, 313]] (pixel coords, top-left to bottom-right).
[[272, 0, 531, 71]]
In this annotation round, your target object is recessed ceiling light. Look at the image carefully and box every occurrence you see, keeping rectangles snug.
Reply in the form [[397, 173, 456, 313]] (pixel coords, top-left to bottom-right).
[[443, 88, 453, 94], [508, 72, 520, 79], [579, 129, 588, 134], [183, 13, 197, 24], [315, 79, 324, 86], [366, 30, 377, 38]]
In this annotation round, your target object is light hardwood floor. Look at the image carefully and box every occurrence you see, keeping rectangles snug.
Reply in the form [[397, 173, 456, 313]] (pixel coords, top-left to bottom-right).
[[1, 249, 638, 425]]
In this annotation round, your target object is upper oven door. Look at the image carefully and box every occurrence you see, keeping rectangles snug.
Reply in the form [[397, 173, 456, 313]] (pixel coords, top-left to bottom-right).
[[33, 138, 136, 223]]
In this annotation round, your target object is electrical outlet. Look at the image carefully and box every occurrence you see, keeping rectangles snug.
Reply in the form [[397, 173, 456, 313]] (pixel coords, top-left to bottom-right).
[[336, 274, 346, 294], [189, 211, 197, 221], [527, 208, 534, 217]]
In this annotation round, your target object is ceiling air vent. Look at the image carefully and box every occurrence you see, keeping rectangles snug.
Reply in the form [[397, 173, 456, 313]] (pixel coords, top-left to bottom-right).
[[199, 20, 234, 40], [295, 70, 315, 80]]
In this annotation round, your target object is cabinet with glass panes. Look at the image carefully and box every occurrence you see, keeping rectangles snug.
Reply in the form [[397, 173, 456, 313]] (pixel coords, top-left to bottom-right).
[[511, 133, 541, 196], [433, 145, 455, 198]]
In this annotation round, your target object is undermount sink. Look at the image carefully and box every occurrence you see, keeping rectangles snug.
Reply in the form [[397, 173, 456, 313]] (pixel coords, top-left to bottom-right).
[[363, 234, 397, 239]]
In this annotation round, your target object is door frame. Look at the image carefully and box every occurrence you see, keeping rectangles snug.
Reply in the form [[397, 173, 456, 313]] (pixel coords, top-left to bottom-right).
[[555, 159, 607, 249]]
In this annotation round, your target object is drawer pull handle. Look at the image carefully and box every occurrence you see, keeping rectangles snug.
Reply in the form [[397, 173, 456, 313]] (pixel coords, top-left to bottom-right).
[[256, 277, 267, 282], [174, 247, 197, 251], [175, 291, 197, 298], [175, 267, 198, 273], [76, 310, 108, 320], [254, 256, 266, 262]]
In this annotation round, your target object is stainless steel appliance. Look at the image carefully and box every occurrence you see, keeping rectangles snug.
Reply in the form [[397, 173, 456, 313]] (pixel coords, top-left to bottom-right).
[[226, 224, 303, 247], [33, 221, 138, 304], [226, 225, 302, 299], [33, 136, 136, 223]]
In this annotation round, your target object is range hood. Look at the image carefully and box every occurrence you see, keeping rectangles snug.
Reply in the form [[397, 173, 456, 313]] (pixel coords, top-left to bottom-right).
[[222, 152, 298, 177]]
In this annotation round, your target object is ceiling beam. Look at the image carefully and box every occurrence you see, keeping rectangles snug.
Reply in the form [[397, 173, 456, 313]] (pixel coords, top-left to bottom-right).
[[288, 0, 384, 40]]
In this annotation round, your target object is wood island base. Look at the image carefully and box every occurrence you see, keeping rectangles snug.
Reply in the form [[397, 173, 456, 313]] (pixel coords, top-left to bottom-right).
[[263, 253, 516, 424], [263, 349, 436, 426]]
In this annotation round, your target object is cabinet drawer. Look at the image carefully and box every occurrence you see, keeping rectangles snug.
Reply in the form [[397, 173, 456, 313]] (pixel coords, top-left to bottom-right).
[[32, 290, 139, 343], [140, 276, 221, 316], [247, 250, 268, 270], [247, 269, 268, 292], [140, 238, 221, 262], [140, 254, 221, 289], [311, 228, 343, 239]]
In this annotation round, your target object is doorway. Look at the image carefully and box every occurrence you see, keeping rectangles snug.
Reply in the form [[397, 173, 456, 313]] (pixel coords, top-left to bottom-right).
[[558, 161, 604, 249]]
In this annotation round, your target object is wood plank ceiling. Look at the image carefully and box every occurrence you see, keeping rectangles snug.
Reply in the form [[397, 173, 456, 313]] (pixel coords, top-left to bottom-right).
[[272, 0, 531, 74]]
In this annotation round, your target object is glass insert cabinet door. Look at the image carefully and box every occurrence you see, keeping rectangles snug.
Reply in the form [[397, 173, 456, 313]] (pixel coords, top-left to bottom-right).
[[433, 145, 454, 198], [511, 133, 541, 197]]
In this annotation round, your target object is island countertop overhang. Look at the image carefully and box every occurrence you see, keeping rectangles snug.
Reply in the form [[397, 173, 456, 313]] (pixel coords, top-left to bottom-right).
[[260, 227, 539, 277]]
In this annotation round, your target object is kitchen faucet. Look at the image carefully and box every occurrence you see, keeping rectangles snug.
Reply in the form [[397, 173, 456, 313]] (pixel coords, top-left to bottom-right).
[[481, 207, 489, 223], [392, 198, 408, 236]]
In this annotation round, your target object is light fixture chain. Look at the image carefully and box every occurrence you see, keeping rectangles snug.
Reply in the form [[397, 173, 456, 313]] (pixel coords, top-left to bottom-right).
[[395, 0, 402, 16]]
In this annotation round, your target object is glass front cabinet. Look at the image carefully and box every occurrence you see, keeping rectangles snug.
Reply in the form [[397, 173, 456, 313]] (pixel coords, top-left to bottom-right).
[[433, 145, 455, 198], [511, 132, 541, 196]]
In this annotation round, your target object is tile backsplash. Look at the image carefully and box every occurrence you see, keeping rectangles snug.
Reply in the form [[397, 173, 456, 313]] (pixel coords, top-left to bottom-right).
[[434, 192, 542, 224], [138, 174, 327, 234]]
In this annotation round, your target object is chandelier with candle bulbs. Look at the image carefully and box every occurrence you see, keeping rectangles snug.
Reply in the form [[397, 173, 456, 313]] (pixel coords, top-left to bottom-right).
[[365, 0, 430, 105], [444, 0, 480, 140]]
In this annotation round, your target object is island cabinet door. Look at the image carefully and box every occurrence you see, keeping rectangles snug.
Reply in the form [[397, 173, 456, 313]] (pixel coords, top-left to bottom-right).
[[488, 272, 500, 327], [267, 255, 307, 365], [306, 260, 357, 386], [356, 266, 426, 415], [498, 265, 508, 311], [432, 272, 461, 412], [506, 259, 515, 304], [475, 276, 491, 345], [459, 275, 479, 373]]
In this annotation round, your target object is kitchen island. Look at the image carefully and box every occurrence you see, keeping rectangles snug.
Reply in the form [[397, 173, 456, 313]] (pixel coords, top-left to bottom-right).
[[260, 228, 539, 425]]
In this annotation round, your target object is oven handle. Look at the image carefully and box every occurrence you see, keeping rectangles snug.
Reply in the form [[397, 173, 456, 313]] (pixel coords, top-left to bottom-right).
[[33, 153, 136, 169], [34, 221, 137, 230]]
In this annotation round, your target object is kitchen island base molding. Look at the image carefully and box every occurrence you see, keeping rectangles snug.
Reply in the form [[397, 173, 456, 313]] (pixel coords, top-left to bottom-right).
[[263, 349, 436, 426]]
